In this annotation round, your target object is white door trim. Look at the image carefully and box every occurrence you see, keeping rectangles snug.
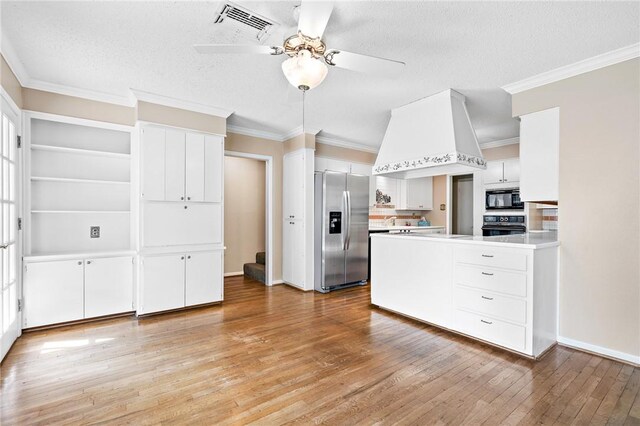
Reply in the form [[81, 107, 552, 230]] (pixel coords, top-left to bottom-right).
[[224, 150, 274, 286]]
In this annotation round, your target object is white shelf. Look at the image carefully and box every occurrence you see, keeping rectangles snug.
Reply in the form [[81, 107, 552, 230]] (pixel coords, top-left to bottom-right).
[[31, 176, 130, 185], [31, 144, 130, 159], [31, 210, 130, 214], [24, 250, 136, 263]]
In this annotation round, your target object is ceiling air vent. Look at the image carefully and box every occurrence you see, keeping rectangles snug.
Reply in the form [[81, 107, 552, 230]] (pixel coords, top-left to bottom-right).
[[214, 2, 280, 43]]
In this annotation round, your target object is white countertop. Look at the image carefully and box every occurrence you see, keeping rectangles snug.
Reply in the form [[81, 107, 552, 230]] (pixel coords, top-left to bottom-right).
[[371, 231, 559, 249], [369, 225, 445, 231]]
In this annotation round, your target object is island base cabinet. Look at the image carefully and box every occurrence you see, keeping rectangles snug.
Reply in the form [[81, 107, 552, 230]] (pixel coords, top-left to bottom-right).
[[85, 256, 134, 318], [186, 251, 223, 306], [455, 309, 526, 353], [23, 260, 85, 328], [140, 254, 185, 314]]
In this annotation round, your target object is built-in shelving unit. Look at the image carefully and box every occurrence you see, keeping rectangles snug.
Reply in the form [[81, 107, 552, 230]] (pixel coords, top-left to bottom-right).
[[25, 114, 134, 256]]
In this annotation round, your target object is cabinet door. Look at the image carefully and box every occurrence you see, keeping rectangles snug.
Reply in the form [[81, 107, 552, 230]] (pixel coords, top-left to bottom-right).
[[502, 158, 520, 184], [143, 202, 222, 247], [185, 251, 223, 306], [406, 177, 433, 210], [165, 130, 186, 201], [350, 162, 372, 176], [520, 107, 559, 201], [23, 260, 84, 327], [283, 152, 304, 220], [483, 161, 504, 185], [283, 220, 304, 287], [85, 256, 133, 318], [142, 127, 165, 201], [204, 135, 223, 202], [141, 255, 185, 314], [185, 133, 205, 202]]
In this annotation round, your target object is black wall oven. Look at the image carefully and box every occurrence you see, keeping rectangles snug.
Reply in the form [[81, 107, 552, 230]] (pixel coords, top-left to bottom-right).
[[485, 188, 524, 211], [482, 215, 526, 236]]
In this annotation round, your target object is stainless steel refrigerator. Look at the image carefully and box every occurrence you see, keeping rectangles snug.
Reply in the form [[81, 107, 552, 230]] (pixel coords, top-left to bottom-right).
[[314, 171, 369, 293]]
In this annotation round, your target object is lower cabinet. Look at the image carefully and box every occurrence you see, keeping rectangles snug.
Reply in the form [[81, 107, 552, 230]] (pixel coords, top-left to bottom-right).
[[23, 256, 133, 328], [140, 250, 223, 315], [282, 220, 305, 288]]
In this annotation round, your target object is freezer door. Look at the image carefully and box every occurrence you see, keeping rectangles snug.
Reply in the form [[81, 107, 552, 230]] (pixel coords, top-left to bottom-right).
[[322, 172, 347, 288], [345, 174, 370, 284]]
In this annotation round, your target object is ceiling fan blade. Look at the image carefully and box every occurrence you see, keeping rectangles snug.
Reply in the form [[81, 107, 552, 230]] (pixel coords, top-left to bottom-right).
[[297, 1, 334, 39], [194, 44, 281, 55], [326, 50, 405, 77]]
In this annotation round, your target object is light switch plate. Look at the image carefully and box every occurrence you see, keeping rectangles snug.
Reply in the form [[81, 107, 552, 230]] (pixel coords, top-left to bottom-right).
[[90, 226, 100, 238]]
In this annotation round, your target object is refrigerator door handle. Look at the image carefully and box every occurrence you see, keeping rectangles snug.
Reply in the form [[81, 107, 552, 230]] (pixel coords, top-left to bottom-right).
[[345, 190, 352, 250], [342, 190, 348, 251]]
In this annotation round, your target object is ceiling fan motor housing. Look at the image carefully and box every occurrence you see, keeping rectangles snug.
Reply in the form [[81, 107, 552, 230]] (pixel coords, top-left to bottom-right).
[[283, 32, 326, 58]]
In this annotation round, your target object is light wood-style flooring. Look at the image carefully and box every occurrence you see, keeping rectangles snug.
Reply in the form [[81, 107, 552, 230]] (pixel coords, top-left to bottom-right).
[[1, 276, 639, 425]]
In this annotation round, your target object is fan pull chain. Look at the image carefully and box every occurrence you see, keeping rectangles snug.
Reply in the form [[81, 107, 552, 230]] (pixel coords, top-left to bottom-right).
[[302, 90, 306, 134]]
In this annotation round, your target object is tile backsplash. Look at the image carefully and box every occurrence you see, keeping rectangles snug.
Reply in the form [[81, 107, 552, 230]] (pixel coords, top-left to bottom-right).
[[542, 208, 558, 230]]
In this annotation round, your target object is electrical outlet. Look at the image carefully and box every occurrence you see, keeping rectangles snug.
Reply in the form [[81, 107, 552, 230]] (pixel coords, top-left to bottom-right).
[[90, 226, 100, 238]]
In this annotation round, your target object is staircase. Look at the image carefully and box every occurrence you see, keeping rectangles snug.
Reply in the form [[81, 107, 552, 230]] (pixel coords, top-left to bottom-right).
[[243, 252, 266, 284]]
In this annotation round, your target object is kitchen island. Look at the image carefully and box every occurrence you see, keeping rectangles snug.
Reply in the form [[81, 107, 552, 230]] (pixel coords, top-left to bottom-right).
[[370, 232, 559, 358]]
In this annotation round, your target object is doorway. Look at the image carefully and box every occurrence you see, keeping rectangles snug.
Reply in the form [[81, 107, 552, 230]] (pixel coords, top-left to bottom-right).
[[451, 174, 474, 235], [223, 151, 272, 286], [1, 95, 21, 361]]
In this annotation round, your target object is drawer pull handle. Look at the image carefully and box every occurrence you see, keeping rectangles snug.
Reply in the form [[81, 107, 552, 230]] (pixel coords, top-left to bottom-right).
[[480, 319, 493, 325], [481, 254, 494, 258], [481, 272, 494, 276], [481, 296, 494, 300]]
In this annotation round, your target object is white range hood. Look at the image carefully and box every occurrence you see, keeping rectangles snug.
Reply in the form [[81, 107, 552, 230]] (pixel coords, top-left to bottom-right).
[[373, 89, 486, 178]]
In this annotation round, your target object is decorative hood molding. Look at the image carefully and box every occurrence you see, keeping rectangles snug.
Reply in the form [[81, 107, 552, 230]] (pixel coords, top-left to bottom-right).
[[374, 89, 486, 178]]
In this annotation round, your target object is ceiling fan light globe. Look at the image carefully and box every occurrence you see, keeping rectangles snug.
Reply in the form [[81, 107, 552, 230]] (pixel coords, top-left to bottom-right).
[[281, 50, 328, 91]]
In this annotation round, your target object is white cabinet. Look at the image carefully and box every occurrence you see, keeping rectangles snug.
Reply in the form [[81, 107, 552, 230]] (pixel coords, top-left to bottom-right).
[[165, 130, 186, 201], [23, 255, 134, 328], [24, 260, 85, 328], [140, 250, 223, 315], [520, 107, 559, 202], [483, 159, 520, 186], [85, 256, 134, 318], [284, 151, 304, 220], [283, 220, 305, 287], [283, 148, 314, 290], [141, 254, 185, 314], [141, 126, 223, 203], [371, 176, 401, 207], [186, 251, 223, 306], [315, 156, 372, 176], [143, 202, 222, 247], [399, 177, 433, 210]]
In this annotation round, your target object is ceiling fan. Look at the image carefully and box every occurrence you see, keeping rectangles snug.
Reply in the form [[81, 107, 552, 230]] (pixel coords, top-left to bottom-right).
[[194, 1, 406, 91]]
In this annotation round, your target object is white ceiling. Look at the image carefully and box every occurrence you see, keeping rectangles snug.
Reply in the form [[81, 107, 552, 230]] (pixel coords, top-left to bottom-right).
[[2, 1, 639, 150]]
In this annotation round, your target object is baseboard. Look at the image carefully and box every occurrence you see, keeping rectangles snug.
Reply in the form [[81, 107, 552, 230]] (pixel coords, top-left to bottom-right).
[[223, 271, 244, 277], [557, 336, 640, 366], [271, 280, 284, 285]]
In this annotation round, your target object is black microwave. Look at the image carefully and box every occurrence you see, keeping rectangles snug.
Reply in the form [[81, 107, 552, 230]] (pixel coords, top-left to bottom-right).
[[485, 189, 524, 210]]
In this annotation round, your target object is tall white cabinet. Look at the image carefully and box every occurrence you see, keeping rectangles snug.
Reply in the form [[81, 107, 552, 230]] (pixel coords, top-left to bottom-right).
[[22, 113, 135, 328], [283, 148, 314, 290], [138, 125, 224, 315]]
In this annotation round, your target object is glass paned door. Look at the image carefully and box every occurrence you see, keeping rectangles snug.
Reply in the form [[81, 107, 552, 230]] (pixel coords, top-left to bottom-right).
[[0, 99, 20, 361]]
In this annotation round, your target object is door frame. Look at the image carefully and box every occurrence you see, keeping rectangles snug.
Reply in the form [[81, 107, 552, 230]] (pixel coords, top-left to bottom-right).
[[224, 151, 274, 286], [0, 88, 23, 361], [446, 171, 483, 236]]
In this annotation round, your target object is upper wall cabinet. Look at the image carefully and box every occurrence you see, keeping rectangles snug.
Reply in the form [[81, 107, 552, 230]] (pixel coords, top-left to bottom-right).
[[399, 177, 433, 210], [141, 126, 223, 203], [519, 107, 559, 202], [484, 158, 520, 186], [315, 156, 372, 176]]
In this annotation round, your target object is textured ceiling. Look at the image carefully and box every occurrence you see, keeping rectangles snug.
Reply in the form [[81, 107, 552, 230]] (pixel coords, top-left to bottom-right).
[[2, 1, 639, 149]]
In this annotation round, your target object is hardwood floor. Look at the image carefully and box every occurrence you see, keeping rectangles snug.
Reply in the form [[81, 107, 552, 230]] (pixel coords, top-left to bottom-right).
[[2, 276, 639, 425]]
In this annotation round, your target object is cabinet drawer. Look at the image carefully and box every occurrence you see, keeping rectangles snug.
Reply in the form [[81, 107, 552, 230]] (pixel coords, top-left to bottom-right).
[[455, 309, 526, 353], [455, 264, 526, 297], [455, 287, 526, 324], [455, 247, 527, 271]]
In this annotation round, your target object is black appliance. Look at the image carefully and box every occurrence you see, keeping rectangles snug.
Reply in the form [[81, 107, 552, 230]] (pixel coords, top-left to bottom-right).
[[482, 215, 526, 236], [485, 188, 524, 210]]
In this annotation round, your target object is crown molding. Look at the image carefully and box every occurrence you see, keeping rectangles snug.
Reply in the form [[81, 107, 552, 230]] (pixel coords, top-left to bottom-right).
[[479, 137, 519, 149], [130, 89, 233, 118], [28, 78, 136, 106], [315, 135, 379, 153], [1, 31, 30, 86], [226, 125, 285, 142], [502, 42, 640, 94]]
